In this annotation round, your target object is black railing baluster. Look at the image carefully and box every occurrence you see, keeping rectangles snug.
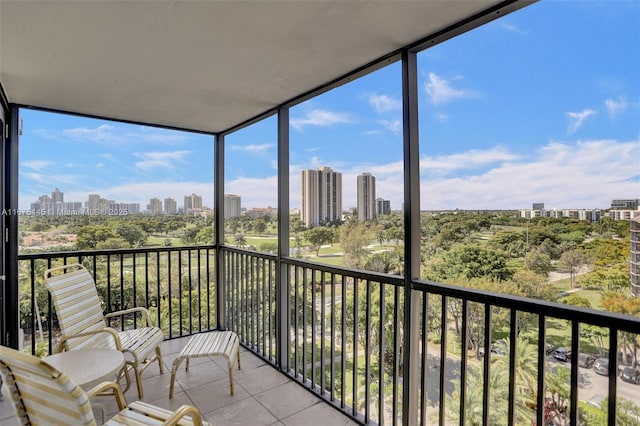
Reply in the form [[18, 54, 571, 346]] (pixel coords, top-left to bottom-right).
[[460, 300, 468, 425], [188, 249, 193, 334], [569, 321, 579, 425], [507, 309, 517, 426], [330, 272, 336, 402], [392, 284, 400, 424], [439, 295, 447, 426], [303, 266, 307, 382], [311, 268, 316, 390], [536, 315, 546, 426], [167, 251, 172, 338], [155, 252, 161, 331], [352, 277, 358, 416], [294, 265, 299, 378], [341, 274, 346, 409], [364, 279, 371, 423], [380, 281, 386, 426], [320, 270, 326, 396], [420, 291, 427, 426], [482, 304, 491, 426]]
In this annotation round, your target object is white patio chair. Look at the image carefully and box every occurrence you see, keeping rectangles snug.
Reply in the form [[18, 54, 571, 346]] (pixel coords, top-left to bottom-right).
[[44, 263, 164, 399], [0, 345, 206, 425]]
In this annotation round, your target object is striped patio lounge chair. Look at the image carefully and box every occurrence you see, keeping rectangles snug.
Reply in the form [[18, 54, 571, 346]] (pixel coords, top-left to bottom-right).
[[44, 263, 165, 399], [0, 345, 207, 425]]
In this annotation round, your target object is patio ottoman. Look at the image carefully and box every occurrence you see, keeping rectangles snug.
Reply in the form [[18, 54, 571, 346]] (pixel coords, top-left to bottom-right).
[[169, 331, 241, 398]]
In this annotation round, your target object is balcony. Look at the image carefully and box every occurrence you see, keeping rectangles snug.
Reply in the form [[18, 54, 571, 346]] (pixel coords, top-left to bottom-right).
[[1, 1, 639, 425], [1, 335, 357, 426], [5, 247, 640, 425]]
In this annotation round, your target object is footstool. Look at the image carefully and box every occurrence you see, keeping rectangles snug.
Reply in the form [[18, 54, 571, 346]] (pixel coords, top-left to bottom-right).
[[169, 331, 241, 398]]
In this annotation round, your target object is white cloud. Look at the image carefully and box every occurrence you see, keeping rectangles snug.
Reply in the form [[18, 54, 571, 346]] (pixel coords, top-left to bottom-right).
[[22, 160, 54, 171], [99, 153, 116, 161], [378, 120, 401, 134], [62, 124, 192, 146], [566, 109, 596, 134], [134, 151, 190, 171], [604, 96, 628, 118], [424, 73, 477, 105], [226, 175, 279, 209], [64, 124, 122, 143], [368, 94, 402, 114], [129, 126, 190, 144], [501, 22, 527, 35], [419, 139, 639, 210], [290, 109, 352, 131], [436, 113, 448, 123], [361, 130, 382, 136], [229, 143, 274, 153], [421, 147, 519, 176]]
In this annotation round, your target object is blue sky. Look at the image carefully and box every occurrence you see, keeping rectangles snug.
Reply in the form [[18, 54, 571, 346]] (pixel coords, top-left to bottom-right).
[[19, 1, 639, 212]]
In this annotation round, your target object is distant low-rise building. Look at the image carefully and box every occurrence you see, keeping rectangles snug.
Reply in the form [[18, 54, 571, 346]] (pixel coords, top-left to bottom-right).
[[611, 199, 640, 210], [245, 206, 277, 219]]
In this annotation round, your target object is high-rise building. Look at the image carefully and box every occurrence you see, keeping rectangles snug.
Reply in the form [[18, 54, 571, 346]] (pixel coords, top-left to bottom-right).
[[51, 188, 64, 203], [376, 198, 391, 216], [631, 216, 640, 297], [86, 194, 110, 213], [147, 197, 163, 214], [224, 194, 242, 218], [184, 193, 203, 213], [87, 194, 101, 211], [357, 173, 376, 221], [164, 197, 177, 214], [301, 166, 342, 227]]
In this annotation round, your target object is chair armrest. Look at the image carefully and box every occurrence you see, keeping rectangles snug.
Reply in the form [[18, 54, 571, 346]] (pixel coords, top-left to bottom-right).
[[86, 381, 127, 410], [163, 404, 205, 426], [105, 306, 154, 327], [55, 328, 122, 353]]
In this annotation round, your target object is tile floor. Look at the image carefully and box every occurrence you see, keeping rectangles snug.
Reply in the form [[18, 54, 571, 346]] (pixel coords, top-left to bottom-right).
[[0, 336, 357, 425]]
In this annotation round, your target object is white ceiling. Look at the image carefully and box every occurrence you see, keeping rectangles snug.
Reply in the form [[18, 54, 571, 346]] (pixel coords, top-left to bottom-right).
[[0, 0, 531, 134]]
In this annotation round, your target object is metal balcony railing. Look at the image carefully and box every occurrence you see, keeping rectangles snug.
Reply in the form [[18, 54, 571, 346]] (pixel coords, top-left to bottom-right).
[[17, 246, 640, 425]]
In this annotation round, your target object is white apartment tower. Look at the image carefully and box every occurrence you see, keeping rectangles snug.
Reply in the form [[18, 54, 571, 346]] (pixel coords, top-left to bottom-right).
[[357, 172, 376, 221], [164, 197, 177, 214], [224, 194, 242, 218], [184, 193, 203, 213], [148, 197, 163, 214], [301, 167, 342, 227]]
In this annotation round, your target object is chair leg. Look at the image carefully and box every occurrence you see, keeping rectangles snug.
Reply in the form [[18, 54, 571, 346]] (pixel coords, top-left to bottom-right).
[[228, 363, 234, 396], [155, 346, 164, 374], [237, 350, 241, 370], [118, 365, 132, 394], [134, 366, 144, 399]]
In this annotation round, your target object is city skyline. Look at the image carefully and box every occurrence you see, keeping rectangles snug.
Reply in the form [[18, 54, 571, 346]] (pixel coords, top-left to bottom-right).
[[28, 187, 207, 214], [17, 1, 639, 213]]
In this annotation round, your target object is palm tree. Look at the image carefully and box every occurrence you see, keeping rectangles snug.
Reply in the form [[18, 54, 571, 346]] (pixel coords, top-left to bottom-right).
[[233, 233, 247, 248]]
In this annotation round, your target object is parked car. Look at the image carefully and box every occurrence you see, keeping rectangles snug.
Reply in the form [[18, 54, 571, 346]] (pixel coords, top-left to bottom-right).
[[553, 347, 571, 362], [578, 353, 596, 368], [619, 367, 640, 385], [593, 358, 609, 376]]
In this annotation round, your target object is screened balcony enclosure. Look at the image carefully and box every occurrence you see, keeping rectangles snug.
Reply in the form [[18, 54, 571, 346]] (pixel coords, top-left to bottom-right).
[[2, 1, 640, 425]]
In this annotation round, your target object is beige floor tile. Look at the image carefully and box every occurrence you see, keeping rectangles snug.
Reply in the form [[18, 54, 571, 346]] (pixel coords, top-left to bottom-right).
[[204, 397, 278, 426], [254, 381, 321, 420], [186, 377, 251, 413], [281, 402, 358, 426], [234, 364, 290, 395]]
